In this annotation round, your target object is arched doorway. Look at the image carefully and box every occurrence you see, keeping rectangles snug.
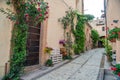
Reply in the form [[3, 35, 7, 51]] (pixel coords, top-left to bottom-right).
[[98, 36, 105, 48]]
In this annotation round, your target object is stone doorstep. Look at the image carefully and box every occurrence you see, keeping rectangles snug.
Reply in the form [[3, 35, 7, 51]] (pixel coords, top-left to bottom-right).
[[21, 55, 80, 80]]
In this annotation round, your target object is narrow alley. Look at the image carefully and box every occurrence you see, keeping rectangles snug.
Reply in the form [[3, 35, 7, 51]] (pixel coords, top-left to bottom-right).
[[1, 0, 120, 80], [33, 48, 104, 80]]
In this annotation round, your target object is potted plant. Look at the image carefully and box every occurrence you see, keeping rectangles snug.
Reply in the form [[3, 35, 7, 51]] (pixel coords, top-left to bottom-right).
[[108, 28, 120, 41], [108, 32, 116, 42], [44, 47, 53, 54], [44, 47, 53, 67], [45, 59, 53, 67], [111, 64, 120, 80], [118, 31, 120, 39], [60, 48, 67, 56], [110, 38, 116, 42]]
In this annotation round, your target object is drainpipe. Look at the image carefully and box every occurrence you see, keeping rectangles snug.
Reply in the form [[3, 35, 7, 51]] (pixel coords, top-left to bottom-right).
[[103, 0, 107, 79], [104, 0, 108, 48], [82, 0, 84, 14]]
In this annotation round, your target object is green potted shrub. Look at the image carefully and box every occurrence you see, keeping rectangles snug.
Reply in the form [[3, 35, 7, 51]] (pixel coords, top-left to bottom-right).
[[45, 59, 53, 67], [108, 28, 120, 42]]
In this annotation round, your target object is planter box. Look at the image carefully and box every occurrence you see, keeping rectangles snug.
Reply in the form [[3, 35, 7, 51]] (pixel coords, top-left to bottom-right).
[[110, 39, 116, 42], [118, 32, 120, 39]]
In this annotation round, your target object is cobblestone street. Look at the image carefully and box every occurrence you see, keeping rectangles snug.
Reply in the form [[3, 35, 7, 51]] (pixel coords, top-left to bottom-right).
[[35, 48, 105, 80]]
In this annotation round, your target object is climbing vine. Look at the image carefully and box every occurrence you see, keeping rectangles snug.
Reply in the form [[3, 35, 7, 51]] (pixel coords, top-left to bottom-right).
[[0, 0, 48, 80], [58, 8, 77, 58], [73, 14, 87, 54], [91, 29, 99, 48], [59, 9, 88, 55]]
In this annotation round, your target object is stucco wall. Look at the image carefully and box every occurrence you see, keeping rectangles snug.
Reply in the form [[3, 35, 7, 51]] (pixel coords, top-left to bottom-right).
[[76, 0, 83, 14], [85, 23, 92, 51], [90, 19, 106, 37], [106, 0, 120, 63], [0, 0, 12, 78], [94, 25, 106, 37], [45, 0, 81, 49]]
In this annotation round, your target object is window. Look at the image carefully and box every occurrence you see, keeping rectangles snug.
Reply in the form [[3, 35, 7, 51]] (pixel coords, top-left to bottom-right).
[[102, 27, 105, 31]]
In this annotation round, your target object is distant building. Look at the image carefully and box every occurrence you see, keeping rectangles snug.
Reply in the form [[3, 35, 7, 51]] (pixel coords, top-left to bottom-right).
[[89, 18, 106, 38], [89, 18, 106, 47]]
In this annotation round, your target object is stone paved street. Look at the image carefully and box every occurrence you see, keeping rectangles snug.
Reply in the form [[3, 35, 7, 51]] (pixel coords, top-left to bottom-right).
[[36, 48, 105, 80]]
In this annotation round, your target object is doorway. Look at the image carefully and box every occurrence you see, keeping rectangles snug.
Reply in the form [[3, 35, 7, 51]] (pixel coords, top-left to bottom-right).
[[25, 24, 41, 66]]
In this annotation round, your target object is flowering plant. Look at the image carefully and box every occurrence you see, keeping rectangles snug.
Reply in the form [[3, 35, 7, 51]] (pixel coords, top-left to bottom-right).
[[0, 0, 49, 80], [0, 0, 49, 26], [111, 64, 120, 76], [44, 47, 53, 54], [59, 40, 66, 45], [108, 28, 120, 41]]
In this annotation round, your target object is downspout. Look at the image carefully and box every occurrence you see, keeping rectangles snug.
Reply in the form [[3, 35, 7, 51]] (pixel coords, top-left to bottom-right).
[[103, 0, 108, 79], [104, 0, 108, 47], [82, 0, 84, 14]]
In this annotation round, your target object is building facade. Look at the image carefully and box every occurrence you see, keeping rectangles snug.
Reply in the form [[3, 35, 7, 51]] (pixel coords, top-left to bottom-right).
[[0, 0, 84, 78], [85, 23, 93, 50], [89, 18, 106, 47], [0, 0, 13, 78], [89, 18, 106, 37], [106, 0, 120, 63]]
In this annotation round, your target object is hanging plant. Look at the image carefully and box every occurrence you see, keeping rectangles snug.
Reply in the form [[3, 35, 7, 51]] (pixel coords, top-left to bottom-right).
[[0, 0, 48, 80], [108, 27, 120, 41]]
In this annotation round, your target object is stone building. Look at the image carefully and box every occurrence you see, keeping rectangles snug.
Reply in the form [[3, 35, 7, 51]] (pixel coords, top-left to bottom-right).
[[89, 18, 106, 47], [85, 23, 93, 50]]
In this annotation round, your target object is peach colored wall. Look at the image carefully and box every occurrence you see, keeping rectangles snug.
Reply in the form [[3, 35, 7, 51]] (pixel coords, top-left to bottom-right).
[[94, 25, 106, 37], [76, 0, 83, 14], [90, 19, 106, 37], [45, 0, 82, 49], [106, 0, 120, 63], [85, 23, 92, 50], [0, 0, 12, 78]]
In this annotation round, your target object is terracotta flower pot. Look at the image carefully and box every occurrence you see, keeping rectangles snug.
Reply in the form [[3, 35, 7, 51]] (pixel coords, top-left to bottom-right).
[[110, 38, 116, 42], [60, 48, 67, 56], [118, 32, 120, 39]]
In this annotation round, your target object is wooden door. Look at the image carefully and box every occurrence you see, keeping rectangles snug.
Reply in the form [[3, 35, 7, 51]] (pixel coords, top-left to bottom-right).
[[25, 25, 40, 66]]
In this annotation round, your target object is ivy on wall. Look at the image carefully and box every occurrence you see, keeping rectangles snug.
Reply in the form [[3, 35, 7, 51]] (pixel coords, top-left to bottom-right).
[[58, 8, 77, 58], [59, 8, 88, 55], [91, 29, 99, 48], [0, 0, 48, 80], [73, 14, 86, 54]]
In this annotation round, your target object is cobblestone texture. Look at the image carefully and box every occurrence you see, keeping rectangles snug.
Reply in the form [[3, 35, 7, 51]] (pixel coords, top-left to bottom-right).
[[36, 48, 105, 80]]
